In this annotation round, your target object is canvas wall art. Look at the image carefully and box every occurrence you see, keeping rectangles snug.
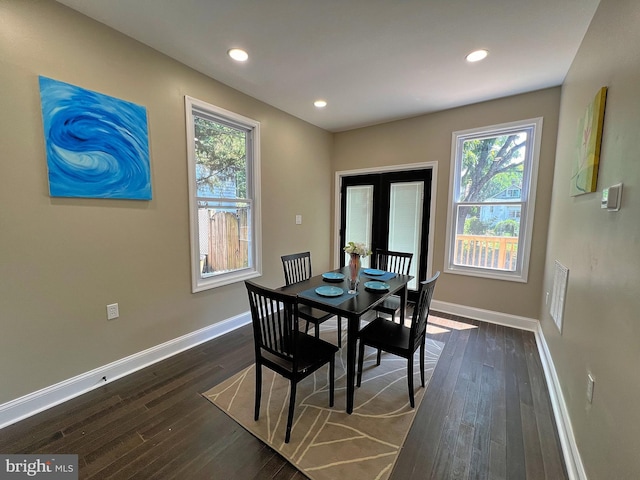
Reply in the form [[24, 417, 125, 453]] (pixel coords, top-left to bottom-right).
[[39, 76, 152, 200], [570, 86, 607, 196]]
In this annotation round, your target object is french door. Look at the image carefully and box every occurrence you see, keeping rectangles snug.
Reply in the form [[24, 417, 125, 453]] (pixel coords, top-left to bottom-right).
[[339, 169, 432, 299]]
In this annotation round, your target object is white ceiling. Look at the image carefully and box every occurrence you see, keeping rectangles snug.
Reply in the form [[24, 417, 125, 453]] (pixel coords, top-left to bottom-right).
[[56, 0, 600, 132]]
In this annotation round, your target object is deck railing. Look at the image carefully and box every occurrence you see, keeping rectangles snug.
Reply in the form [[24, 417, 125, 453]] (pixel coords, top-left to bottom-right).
[[453, 234, 518, 271]]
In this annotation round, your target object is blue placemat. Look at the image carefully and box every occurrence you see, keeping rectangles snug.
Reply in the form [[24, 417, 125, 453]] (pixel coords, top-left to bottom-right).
[[298, 286, 358, 306], [360, 270, 397, 281]]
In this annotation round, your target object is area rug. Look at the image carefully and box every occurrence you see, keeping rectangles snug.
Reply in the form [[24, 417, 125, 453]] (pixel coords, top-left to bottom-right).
[[202, 317, 444, 480]]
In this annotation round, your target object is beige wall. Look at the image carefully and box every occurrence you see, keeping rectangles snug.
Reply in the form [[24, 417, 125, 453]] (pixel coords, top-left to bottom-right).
[[541, 0, 640, 478], [333, 88, 561, 320], [4, 2, 638, 476], [0, 0, 333, 404]]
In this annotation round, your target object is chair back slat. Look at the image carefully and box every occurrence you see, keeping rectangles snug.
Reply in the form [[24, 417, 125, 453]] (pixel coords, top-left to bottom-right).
[[246, 280, 298, 361], [374, 249, 413, 276], [281, 251, 313, 285], [409, 271, 440, 349]]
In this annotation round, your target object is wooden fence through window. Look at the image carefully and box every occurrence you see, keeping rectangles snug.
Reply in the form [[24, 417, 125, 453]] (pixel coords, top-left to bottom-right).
[[202, 209, 249, 274]]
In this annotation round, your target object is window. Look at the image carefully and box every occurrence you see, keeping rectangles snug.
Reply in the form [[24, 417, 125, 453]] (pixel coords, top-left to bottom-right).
[[445, 118, 542, 282], [185, 96, 261, 292]]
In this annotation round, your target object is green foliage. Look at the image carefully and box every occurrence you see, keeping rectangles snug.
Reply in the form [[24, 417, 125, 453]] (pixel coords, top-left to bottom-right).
[[463, 216, 519, 237], [464, 216, 488, 235], [460, 134, 525, 202], [494, 219, 519, 236], [194, 116, 247, 197]]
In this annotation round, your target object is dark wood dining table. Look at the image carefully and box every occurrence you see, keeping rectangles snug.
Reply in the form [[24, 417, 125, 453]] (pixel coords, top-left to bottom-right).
[[276, 265, 413, 414]]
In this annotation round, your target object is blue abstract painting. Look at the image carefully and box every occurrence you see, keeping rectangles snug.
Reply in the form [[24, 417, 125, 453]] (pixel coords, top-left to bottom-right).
[[39, 76, 152, 199]]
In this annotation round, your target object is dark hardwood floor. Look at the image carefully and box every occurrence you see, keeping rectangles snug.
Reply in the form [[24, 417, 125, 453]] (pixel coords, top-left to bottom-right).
[[0, 312, 567, 479]]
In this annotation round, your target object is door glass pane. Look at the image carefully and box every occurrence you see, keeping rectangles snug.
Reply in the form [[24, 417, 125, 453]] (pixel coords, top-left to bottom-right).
[[389, 182, 423, 289], [345, 185, 373, 268]]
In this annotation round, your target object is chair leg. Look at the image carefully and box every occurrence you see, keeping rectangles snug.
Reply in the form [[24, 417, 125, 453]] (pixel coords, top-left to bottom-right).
[[376, 348, 382, 365], [420, 339, 426, 387], [357, 339, 366, 387], [337, 316, 342, 348], [407, 356, 415, 408], [329, 357, 335, 407], [305, 320, 311, 334], [285, 381, 297, 443], [254, 363, 262, 421]]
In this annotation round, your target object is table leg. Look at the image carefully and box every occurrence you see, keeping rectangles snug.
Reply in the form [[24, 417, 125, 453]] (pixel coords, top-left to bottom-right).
[[346, 313, 359, 414], [399, 285, 408, 325]]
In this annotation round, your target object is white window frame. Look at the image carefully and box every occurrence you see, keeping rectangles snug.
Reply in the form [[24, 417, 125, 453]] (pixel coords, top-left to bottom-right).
[[444, 118, 542, 282], [185, 96, 262, 292]]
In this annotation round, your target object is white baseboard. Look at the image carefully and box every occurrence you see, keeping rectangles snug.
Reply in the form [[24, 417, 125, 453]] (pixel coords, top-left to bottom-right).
[[431, 299, 585, 480], [0, 312, 251, 430], [534, 324, 587, 480], [431, 299, 539, 331]]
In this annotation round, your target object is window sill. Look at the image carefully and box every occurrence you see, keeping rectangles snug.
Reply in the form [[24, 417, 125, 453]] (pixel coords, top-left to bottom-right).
[[192, 268, 262, 293], [444, 265, 528, 283]]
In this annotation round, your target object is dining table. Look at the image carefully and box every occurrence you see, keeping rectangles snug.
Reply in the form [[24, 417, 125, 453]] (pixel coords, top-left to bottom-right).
[[276, 265, 413, 414]]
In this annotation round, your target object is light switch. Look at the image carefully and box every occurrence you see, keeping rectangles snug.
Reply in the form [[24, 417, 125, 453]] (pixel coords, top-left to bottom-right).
[[602, 183, 622, 211], [295, 214, 302, 225]]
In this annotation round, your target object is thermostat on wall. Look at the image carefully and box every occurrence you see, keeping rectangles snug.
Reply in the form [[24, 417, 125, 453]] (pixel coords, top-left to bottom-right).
[[601, 183, 622, 211]]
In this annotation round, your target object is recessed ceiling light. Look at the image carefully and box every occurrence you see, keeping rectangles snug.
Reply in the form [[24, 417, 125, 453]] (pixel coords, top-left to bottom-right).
[[466, 49, 489, 62], [314, 100, 327, 108], [228, 48, 248, 62]]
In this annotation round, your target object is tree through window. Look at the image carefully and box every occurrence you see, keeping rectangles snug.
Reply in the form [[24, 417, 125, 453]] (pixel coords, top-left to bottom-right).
[[446, 118, 542, 282]]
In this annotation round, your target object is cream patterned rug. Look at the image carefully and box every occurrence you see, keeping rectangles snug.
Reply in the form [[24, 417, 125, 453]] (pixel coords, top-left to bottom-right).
[[203, 317, 443, 480]]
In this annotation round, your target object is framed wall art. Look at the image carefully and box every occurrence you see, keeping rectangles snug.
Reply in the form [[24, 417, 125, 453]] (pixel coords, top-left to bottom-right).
[[570, 86, 607, 196], [39, 76, 152, 200]]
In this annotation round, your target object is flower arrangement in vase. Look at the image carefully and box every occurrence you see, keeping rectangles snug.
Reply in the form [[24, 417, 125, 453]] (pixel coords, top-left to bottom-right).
[[343, 241, 371, 293]]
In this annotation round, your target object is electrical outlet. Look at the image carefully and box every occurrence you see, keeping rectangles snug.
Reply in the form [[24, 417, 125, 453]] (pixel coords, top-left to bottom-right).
[[107, 303, 119, 320], [586, 373, 595, 403]]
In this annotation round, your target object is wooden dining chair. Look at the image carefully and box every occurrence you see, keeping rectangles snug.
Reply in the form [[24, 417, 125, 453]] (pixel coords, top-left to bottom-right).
[[245, 280, 338, 443], [281, 252, 342, 347], [356, 271, 440, 407], [372, 249, 413, 322]]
